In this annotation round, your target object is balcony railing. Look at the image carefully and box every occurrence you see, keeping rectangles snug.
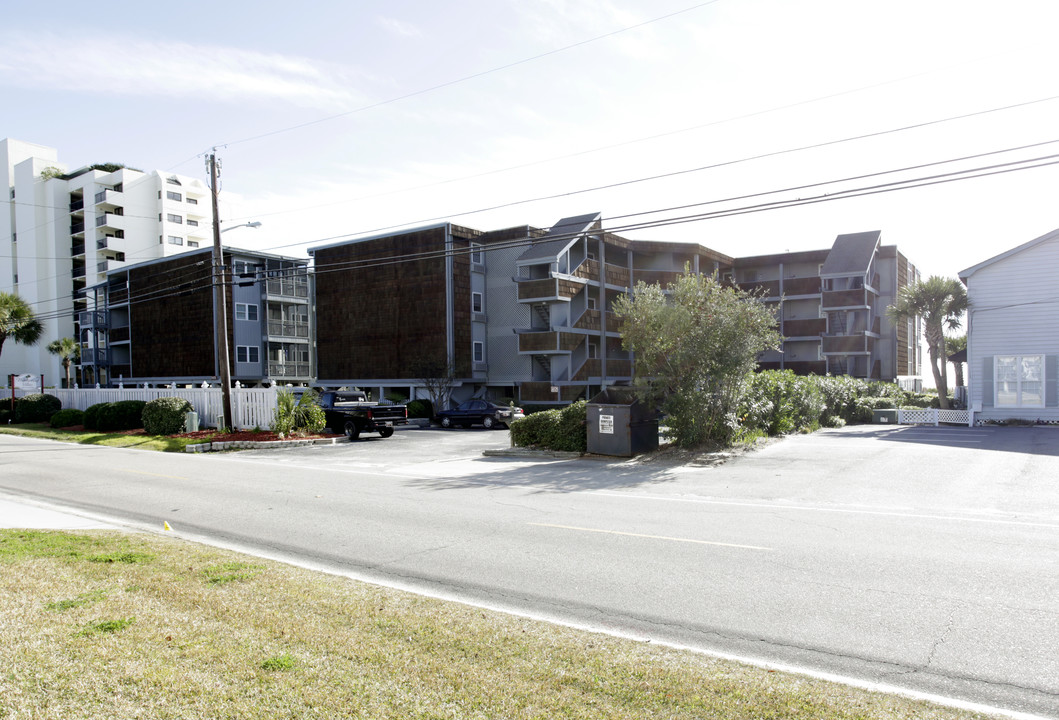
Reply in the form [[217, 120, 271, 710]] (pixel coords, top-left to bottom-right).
[[822, 288, 871, 309], [269, 362, 311, 378], [71, 241, 85, 256], [782, 276, 822, 295], [782, 318, 826, 337], [267, 321, 310, 338], [516, 277, 582, 302], [822, 334, 872, 354], [266, 278, 309, 298], [738, 279, 782, 297], [572, 358, 633, 381], [69, 199, 84, 212], [78, 310, 108, 328], [634, 269, 682, 287], [517, 330, 584, 354], [70, 221, 85, 235]]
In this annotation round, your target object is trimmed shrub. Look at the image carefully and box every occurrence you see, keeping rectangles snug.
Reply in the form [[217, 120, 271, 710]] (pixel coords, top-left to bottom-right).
[[100, 400, 146, 431], [142, 397, 194, 435], [509, 401, 586, 453], [740, 370, 824, 436], [50, 408, 85, 429], [14, 393, 62, 423], [405, 399, 433, 419], [83, 402, 109, 429]]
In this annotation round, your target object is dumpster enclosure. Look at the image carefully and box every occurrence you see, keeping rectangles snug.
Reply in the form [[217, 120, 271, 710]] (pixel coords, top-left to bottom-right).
[[586, 388, 659, 457]]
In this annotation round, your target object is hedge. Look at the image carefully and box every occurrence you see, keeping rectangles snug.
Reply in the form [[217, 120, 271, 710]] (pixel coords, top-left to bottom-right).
[[142, 397, 194, 436], [13, 393, 62, 423], [509, 401, 587, 453]]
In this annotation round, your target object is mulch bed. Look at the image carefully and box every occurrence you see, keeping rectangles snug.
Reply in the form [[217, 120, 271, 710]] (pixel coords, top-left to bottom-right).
[[59, 426, 342, 443]]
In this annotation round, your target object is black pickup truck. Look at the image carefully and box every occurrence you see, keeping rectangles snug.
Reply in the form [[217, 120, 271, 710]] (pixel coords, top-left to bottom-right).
[[316, 391, 408, 440]]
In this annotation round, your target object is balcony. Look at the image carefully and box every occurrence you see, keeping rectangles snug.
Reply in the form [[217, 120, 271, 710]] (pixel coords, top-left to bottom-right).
[[97, 258, 125, 274], [267, 321, 310, 339], [517, 330, 584, 354], [266, 278, 310, 298], [95, 212, 125, 230], [634, 269, 682, 287], [72, 264, 86, 279], [822, 333, 874, 354], [109, 326, 130, 343], [516, 277, 582, 302], [269, 362, 311, 378], [604, 263, 631, 287], [572, 358, 633, 381], [69, 199, 84, 213], [822, 288, 871, 309], [71, 241, 85, 256], [757, 360, 828, 375], [573, 308, 622, 333], [782, 276, 821, 295], [94, 188, 123, 209], [782, 318, 826, 337], [572, 258, 600, 281], [78, 310, 108, 328], [80, 348, 107, 366], [738, 279, 782, 298]]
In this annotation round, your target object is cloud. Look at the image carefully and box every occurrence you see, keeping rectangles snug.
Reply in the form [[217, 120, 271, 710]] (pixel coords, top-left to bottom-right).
[[376, 16, 423, 38], [0, 31, 367, 110]]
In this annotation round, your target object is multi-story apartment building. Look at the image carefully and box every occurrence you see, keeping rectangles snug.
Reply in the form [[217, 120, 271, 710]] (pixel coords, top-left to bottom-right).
[[1, 138, 209, 384], [82, 247, 312, 387], [310, 214, 733, 405], [732, 231, 920, 382]]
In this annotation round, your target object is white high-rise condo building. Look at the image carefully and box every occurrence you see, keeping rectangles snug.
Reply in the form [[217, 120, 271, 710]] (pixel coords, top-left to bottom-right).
[[1, 138, 210, 386]]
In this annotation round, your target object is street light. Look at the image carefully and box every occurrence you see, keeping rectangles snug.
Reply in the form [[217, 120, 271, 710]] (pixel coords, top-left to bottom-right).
[[221, 221, 262, 234]]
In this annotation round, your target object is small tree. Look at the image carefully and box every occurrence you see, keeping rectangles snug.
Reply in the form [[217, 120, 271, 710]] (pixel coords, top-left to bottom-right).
[[946, 333, 967, 390], [47, 337, 80, 388], [887, 276, 968, 409], [410, 352, 455, 413], [0, 292, 44, 364], [614, 269, 781, 448]]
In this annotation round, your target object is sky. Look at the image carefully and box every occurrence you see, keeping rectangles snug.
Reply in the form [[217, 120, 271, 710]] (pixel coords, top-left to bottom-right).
[[4, 0, 1059, 281]]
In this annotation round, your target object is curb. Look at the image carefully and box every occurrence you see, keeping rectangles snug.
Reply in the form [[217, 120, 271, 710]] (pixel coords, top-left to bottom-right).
[[482, 448, 582, 460], [186, 437, 345, 453]]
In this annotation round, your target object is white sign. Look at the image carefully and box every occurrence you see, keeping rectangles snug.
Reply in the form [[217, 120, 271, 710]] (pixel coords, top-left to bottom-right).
[[550, 386, 559, 394], [13, 374, 40, 392], [599, 414, 614, 434]]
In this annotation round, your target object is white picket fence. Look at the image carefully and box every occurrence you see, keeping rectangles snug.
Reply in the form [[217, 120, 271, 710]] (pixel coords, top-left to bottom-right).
[[13, 386, 281, 430], [896, 408, 974, 427]]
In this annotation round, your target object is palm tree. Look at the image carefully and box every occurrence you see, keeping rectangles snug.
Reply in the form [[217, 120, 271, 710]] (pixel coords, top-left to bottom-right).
[[946, 333, 967, 390], [887, 276, 968, 409], [0, 292, 44, 364], [47, 337, 80, 388]]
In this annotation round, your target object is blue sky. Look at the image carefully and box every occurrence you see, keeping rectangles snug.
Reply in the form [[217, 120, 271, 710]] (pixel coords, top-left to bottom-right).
[[4, 0, 1059, 278]]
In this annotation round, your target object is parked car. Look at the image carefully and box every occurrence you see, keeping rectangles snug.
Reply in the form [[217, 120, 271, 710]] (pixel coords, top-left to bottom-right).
[[316, 390, 407, 440], [434, 400, 524, 429]]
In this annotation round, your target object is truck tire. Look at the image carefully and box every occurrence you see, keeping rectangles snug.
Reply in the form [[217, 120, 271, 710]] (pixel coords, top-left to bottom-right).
[[344, 420, 360, 441], [378, 427, 394, 438], [483, 416, 496, 429]]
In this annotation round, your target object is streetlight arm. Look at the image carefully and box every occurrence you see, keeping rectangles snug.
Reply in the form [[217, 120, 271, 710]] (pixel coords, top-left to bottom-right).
[[220, 221, 262, 234]]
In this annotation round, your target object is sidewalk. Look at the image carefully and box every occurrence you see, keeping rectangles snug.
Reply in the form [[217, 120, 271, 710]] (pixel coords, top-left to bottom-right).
[[0, 495, 119, 530]]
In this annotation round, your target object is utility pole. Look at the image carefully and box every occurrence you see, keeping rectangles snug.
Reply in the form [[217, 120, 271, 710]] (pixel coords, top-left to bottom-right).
[[207, 151, 234, 429]]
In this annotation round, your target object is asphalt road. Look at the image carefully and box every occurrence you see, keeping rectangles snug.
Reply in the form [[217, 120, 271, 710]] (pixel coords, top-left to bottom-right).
[[1, 424, 1056, 718]]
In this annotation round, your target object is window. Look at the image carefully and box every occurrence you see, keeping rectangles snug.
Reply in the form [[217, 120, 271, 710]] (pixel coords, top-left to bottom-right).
[[472, 292, 483, 313], [167, 213, 183, 224], [235, 303, 259, 321], [167, 236, 183, 245], [186, 219, 198, 227], [236, 346, 260, 364], [473, 341, 484, 363], [587, 296, 597, 310], [187, 241, 199, 248], [166, 191, 182, 201], [588, 342, 598, 359], [470, 243, 483, 264], [995, 355, 1044, 407], [187, 197, 198, 205]]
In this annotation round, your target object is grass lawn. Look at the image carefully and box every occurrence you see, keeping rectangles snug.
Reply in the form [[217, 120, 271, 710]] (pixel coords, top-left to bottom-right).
[[0, 424, 227, 452], [0, 529, 997, 720]]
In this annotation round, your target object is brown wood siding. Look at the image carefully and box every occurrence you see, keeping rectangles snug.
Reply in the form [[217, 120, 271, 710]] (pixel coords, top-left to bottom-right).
[[314, 227, 470, 380], [128, 252, 217, 377], [782, 318, 826, 337], [782, 277, 821, 295]]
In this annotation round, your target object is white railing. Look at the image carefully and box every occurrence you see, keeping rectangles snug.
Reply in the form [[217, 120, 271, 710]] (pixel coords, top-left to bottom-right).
[[13, 386, 281, 430], [897, 407, 974, 427]]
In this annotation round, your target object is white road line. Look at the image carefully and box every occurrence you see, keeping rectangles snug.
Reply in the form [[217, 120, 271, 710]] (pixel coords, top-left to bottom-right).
[[582, 491, 1059, 529], [528, 522, 772, 551]]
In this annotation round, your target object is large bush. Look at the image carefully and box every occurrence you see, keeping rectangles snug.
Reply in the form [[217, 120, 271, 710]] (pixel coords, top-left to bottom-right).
[[740, 370, 825, 436], [82, 400, 146, 431], [49, 408, 84, 428], [14, 393, 61, 423], [405, 399, 433, 419], [142, 396, 194, 435], [509, 401, 586, 453], [271, 389, 326, 436]]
